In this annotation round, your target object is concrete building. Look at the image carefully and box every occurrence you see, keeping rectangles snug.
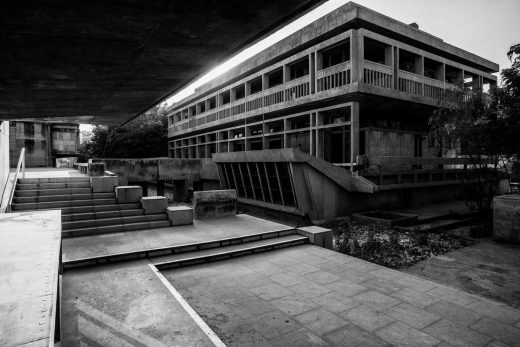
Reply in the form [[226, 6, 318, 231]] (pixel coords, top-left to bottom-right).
[[165, 2, 501, 222], [9, 122, 80, 167]]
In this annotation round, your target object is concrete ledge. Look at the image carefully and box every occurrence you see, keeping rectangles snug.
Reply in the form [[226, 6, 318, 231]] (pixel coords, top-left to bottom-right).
[[493, 194, 520, 244], [115, 186, 142, 204], [166, 206, 194, 226], [88, 162, 105, 176], [192, 189, 237, 219], [297, 226, 333, 249], [141, 196, 168, 215], [90, 175, 118, 193]]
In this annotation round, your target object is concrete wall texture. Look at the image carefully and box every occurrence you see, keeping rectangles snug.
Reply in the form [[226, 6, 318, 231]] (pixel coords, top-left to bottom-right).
[[0, 121, 9, 201]]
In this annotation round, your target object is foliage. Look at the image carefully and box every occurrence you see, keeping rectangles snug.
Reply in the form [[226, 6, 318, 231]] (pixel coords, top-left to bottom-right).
[[428, 43, 520, 212], [78, 103, 169, 161], [327, 220, 476, 268]]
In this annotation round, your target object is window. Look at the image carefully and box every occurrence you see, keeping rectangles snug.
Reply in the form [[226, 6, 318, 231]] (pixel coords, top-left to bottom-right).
[[267, 67, 283, 88], [24, 123, 34, 137], [364, 37, 389, 65], [321, 40, 350, 69], [233, 84, 245, 100], [249, 76, 262, 94], [221, 90, 230, 105], [208, 97, 216, 109], [424, 57, 442, 80], [399, 49, 420, 74], [198, 101, 205, 114], [288, 57, 309, 79]]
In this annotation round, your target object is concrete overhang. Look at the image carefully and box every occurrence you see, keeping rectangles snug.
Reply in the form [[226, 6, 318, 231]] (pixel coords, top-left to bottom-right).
[[0, 0, 325, 125]]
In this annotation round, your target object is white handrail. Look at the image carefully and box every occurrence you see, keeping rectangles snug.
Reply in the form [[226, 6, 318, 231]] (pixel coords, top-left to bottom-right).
[[7, 147, 25, 213]]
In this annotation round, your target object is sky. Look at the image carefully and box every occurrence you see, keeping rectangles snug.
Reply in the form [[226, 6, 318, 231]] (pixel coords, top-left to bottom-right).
[[81, 0, 519, 133]]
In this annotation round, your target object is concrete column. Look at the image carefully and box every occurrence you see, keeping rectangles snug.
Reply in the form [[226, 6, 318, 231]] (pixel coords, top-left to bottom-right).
[[350, 30, 363, 83], [393, 47, 399, 89], [310, 52, 316, 93], [350, 102, 360, 171]]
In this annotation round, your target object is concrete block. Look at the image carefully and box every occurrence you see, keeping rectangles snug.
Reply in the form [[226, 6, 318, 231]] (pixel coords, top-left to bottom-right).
[[115, 186, 142, 204], [140, 196, 168, 215], [90, 176, 118, 193], [192, 189, 237, 219], [297, 226, 333, 249], [493, 194, 520, 244], [166, 206, 193, 226], [88, 162, 105, 176]]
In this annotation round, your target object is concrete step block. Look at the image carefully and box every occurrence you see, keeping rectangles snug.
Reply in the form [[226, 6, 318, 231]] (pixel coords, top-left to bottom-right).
[[62, 219, 171, 238], [61, 209, 144, 222], [140, 196, 168, 214], [166, 206, 193, 226], [115, 186, 142, 203], [62, 213, 167, 230], [13, 192, 115, 204], [16, 182, 92, 190], [18, 177, 90, 184], [60, 203, 141, 215], [90, 176, 118, 193], [11, 198, 116, 211], [15, 187, 92, 197]]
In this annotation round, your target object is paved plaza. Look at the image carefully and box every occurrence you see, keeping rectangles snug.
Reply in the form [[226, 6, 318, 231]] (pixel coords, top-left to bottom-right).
[[163, 244, 520, 346]]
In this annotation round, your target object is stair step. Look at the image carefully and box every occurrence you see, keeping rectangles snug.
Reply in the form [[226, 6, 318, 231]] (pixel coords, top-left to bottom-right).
[[18, 177, 90, 184], [153, 234, 308, 270], [62, 214, 167, 230], [60, 203, 142, 215], [11, 198, 117, 211], [398, 216, 482, 233], [16, 182, 92, 190], [15, 187, 93, 197], [13, 193, 115, 204], [62, 220, 172, 238], [61, 209, 144, 222], [63, 228, 298, 269]]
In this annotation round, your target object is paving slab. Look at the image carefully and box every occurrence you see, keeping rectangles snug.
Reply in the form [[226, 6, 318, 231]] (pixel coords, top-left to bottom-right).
[[160, 244, 520, 346], [61, 260, 215, 346], [63, 213, 291, 261]]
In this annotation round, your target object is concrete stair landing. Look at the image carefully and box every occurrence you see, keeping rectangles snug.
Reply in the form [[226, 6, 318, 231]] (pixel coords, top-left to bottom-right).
[[10, 176, 171, 237]]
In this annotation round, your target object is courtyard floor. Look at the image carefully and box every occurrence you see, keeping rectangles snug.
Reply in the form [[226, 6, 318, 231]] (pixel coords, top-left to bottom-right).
[[162, 244, 520, 347]]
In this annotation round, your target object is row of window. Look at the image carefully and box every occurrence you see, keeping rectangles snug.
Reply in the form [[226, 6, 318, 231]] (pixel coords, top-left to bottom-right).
[[170, 39, 352, 123]]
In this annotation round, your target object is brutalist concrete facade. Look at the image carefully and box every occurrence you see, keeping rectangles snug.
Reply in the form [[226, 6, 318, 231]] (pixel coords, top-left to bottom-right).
[[166, 2, 497, 165]]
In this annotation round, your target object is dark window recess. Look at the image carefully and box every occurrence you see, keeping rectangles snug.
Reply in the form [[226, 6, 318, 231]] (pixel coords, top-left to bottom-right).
[[232, 163, 245, 197], [240, 163, 254, 198], [267, 68, 283, 88], [322, 108, 350, 124], [234, 85, 245, 100], [364, 37, 387, 65], [359, 130, 366, 155], [445, 65, 462, 84], [424, 58, 442, 80], [248, 163, 263, 200], [276, 163, 296, 207], [399, 49, 419, 73], [24, 123, 35, 137], [199, 102, 205, 113], [221, 91, 231, 105], [321, 40, 350, 69], [249, 77, 262, 94], [259, 164, 271, 203], [250, 140, 263, 150], [265, 163, 283, 204], [24, 139, 35, 153], [291, 116, 310, 130], [289, 57, 309, 80]]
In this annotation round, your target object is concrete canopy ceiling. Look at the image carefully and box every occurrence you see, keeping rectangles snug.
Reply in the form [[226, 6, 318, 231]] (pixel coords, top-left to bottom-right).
[[0, 0, 324, 125]]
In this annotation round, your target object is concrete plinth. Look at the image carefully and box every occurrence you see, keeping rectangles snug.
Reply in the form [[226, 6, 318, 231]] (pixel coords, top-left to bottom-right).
[[166, 206, 194, 226], [297, 226, 333, 249], [115, 186, 142, 203], [90, 176, 118, 193], [493, 194, 520, 244], [192, 189, 237, 219], [141, 196, 168, 215], [87, 162, 105, 176]]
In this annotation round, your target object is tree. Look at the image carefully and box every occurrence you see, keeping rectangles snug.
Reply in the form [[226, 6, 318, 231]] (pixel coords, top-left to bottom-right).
[[429, 44, 520, 213], [78, 102, 169, 161]]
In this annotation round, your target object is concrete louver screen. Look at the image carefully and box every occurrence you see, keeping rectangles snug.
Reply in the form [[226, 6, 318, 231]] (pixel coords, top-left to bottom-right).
[[218, 162, 297, 208]]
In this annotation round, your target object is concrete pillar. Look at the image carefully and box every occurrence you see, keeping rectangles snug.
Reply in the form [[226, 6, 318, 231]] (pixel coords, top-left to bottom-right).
[[310, 52, 316, 93], [350, 30, 363, 83], [393, 47, 399, 89], [350, 102, 360, 170]]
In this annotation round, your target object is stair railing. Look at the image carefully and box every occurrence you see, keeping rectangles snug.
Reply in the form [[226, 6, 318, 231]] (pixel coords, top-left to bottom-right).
[[7, 147, 26, 213]]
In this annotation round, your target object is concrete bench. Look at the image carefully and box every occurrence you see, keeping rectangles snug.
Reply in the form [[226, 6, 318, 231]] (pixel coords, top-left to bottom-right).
[[192, 189, 237, 219], [297, 226, 333, 249], [166, 206, 194, 226], [141, 196, 168, 214], [115, 186, 142, 203], [90, 175, 118, 193]]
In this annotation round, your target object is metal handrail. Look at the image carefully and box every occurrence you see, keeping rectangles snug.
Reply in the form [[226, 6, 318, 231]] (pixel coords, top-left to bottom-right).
[[7, 147, 25, 213]]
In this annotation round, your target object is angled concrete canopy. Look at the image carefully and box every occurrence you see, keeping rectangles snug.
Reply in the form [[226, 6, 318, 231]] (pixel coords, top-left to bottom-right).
[[0, 0, 325, 125]]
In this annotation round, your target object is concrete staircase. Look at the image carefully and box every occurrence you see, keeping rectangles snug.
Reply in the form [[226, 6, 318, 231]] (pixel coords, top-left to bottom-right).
[[63, 227, 309, 270], [11, 176, 171, 237]]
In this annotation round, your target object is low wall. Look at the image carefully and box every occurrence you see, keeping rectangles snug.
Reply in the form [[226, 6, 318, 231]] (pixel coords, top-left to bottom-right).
[[493, 194, 520, 244], [192, 189, 237, 219]]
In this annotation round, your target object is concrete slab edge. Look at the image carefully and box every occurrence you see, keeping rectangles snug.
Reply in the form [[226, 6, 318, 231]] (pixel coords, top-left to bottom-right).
[[148, 264, 226, 347]]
